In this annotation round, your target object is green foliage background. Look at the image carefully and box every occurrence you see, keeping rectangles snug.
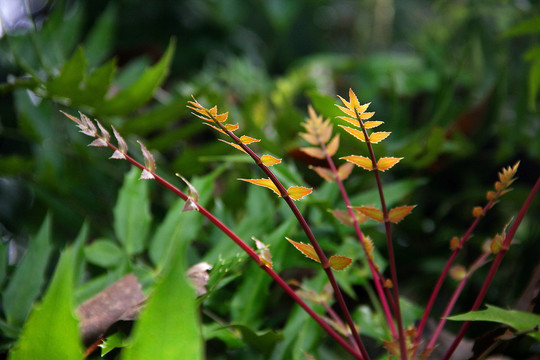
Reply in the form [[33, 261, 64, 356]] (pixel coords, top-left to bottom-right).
[[0, 0, 539, 359]]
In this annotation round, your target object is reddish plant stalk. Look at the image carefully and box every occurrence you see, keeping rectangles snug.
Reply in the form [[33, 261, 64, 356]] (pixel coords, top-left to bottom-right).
[[442, 175, 540, 360], [207, 111, 370, 358], [415, 200, 492, 343], [356, 117, 407, 360], [425, 252, 489, 353], [320, 141, 397, 338], [107, 141, 366, 360]]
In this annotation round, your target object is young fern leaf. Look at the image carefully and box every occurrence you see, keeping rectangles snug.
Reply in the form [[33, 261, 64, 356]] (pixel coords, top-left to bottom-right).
[[351, 206, 384, 222], [287, 238, 352, 271], [238, 178, 281, 196], [388, 205, 416, 224], [176, 173, 200, 212], [260, 155, 282, 166], [339, 126, 367, 142], [377, 157, 403, 171], [287, 186, 313, 201], [341, 155, 374, 171], [369, 132, 391, 144], [253, 237, 273, 268]]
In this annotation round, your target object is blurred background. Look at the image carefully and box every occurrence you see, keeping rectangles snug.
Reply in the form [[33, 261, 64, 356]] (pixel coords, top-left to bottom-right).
[[0, 0, 539, 357]]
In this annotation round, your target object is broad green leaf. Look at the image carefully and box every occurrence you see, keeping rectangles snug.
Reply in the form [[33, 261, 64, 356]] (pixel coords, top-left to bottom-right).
[[97, 39, 176, 115], [529, 59, 540, 111], [3, 215, 53, 325], [504, 16, 540, 37], [120, 227, 202, 360], [84, 239, 126, 268], [220, 324, 283, 356], [47, 46, 87, 97], [77, 58, 117, 105], [101, 331, 128, 356], [72, 221, 89, 286], [8, 247, 83, 360], [83, 3, 118, 67], [113, 167, 152, 256], [0, 240, 7, 288], [447, 305, 540, 341]]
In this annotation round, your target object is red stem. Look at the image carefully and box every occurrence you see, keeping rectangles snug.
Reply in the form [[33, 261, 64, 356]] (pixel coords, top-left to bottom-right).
[[357, 118, 407, 360], [209, 111, 370, 359], [110, 142, 365, 360], [442, 175, 540, 360], [321, 141, 397, 338]]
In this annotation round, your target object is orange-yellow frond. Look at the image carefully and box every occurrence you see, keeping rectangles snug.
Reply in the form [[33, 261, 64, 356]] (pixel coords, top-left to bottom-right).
[[359, 112, 376, 121], [261, 155, 282, 166], [351, 206, 384, 222], [310, 166, 335, 182], [238, 178, 280, 196], [286, 238, 321, 263], [218, 139, 247, 154], [338, 125, 366, 142], [215, 112, 228, 122], [329, 255, 353, 271], [377, 157, 402, 171], [300, 132, 319, 146], [335, 105, 357, 118], [337, 116, 360, 127], [326, 134, 340, 156], [337, 163, 354, 180], [348, 88, 361, 111], [204, 122, 239, 134], [341, 155, 374, 171], [239, 135, 260, 144], [287, 186, 313, 200], [388, 205, 416, 224], [369, 132, 391, 144], [363, 120, 383, 129], [300, 147, 326, 159]]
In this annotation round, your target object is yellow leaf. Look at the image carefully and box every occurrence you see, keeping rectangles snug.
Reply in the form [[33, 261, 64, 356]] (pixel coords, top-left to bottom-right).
[[363, 120, 383, 129], [326, 134, 340, 156], [300, 147, 326, 159], [337, 95, 352, 112], [369, 132, 391, 144], [287, 186, 313, 200], [299, 132, 319, 146], [329, 255, 353, 271], [336, 116, 360, 127], [310, 166, 335, 182], [338, 125, 366, 142], [337, 163, 354, 180], [215, 112, 228, 122], [203, 122, 239, 134], [388, 205, 416, 224], [360, 112, 376, 121], [207, 105, 218, 116], [348, 88, 361, 111], [351, 206, 383, 222], [341, 155, 374, 171], [286, 238, 320, 263], [377, 157, 402, 171], [218, 139, 247, 154], [261, 155, 281, 166], [238, 178, 280, 196], [335, 105, 357, 118], [239, 135, 261, 144]]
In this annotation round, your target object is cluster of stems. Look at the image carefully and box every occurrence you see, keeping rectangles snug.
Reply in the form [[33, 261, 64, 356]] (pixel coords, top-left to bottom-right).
[[63, 93, 540, 360]]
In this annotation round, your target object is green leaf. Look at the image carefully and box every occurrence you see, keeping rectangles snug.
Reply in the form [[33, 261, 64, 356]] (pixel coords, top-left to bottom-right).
[[0, 240, 7, 288], [528, 60, 540, 111], [47, 46, 87, 97], [504, 16, 540, 37], [72, 221, 89, 286], [120, 224, 202, 360], [78, 58, 117, 106], [447, 305, 540, 341], [84, 239, 126, 268], [97, 38, 176, 115], [8, 247, 83, 360], [2, 215, 53, 325], [113, 167, 152, 256], [219, 324, 283, 356], [83, 3, 118, 68], [101, 331, 128, 356]]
